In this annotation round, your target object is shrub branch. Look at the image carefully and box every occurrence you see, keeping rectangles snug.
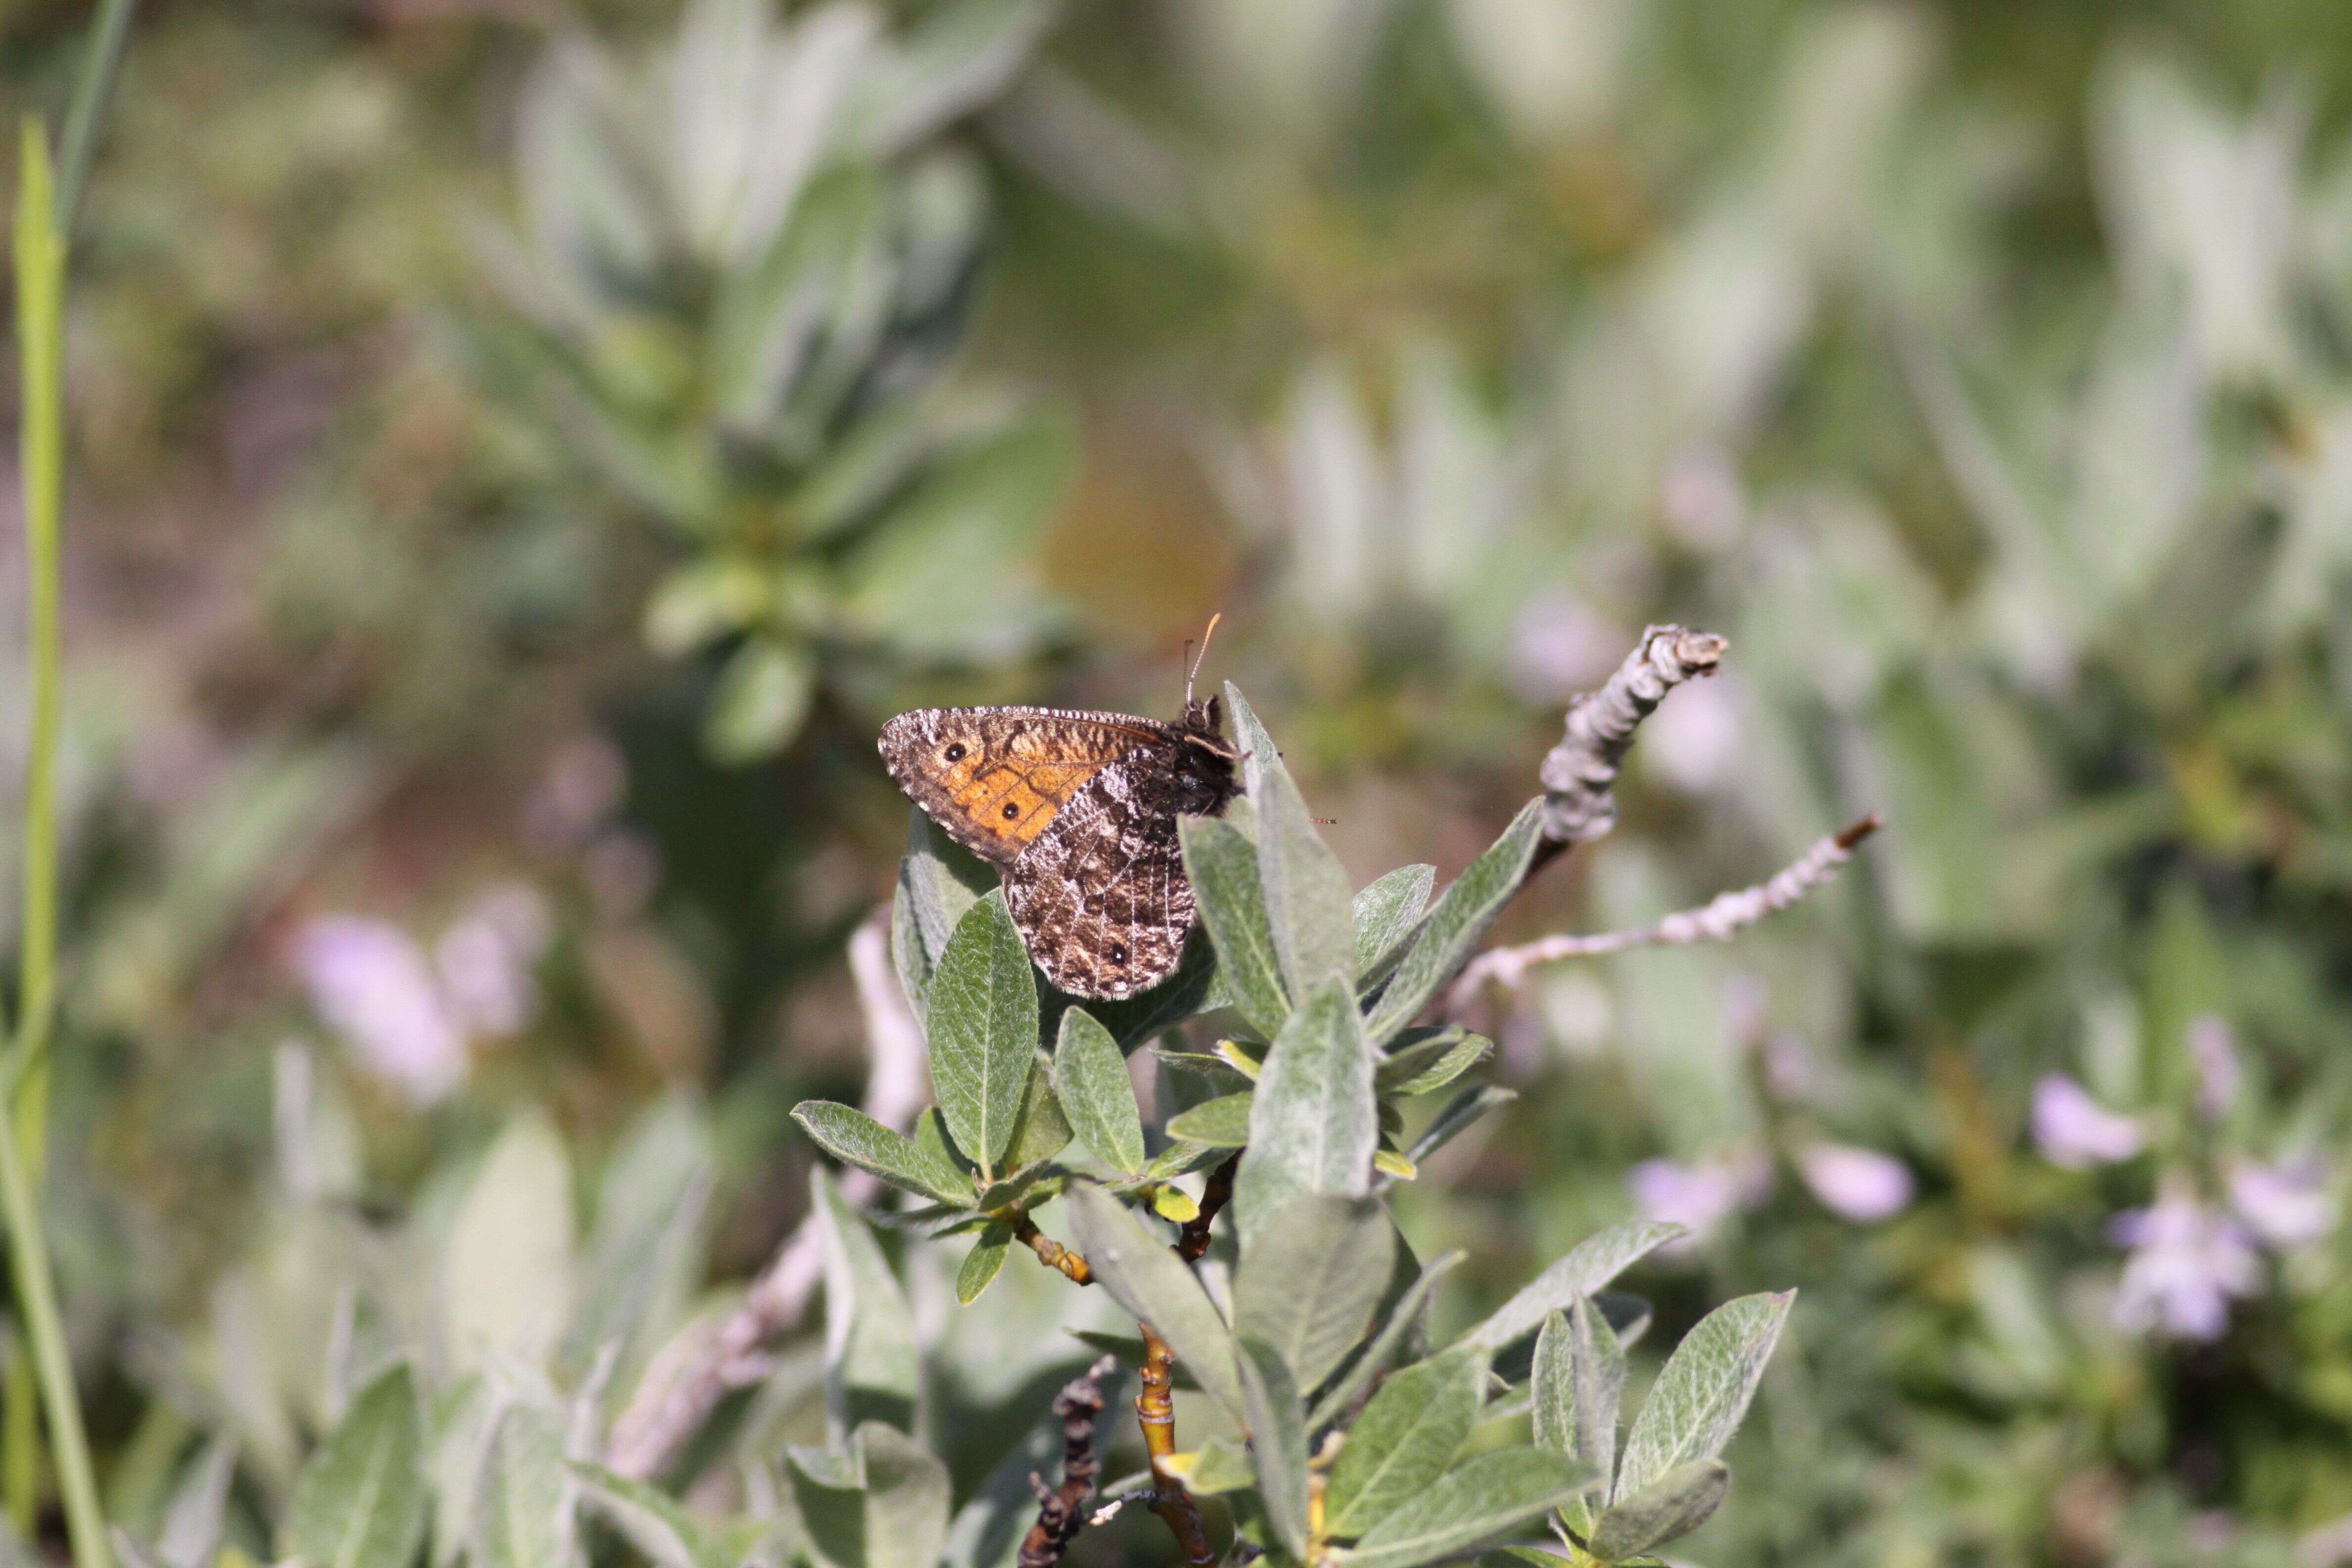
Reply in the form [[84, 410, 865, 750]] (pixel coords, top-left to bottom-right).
[[1538, 624, 1727, 850], [1017, 1355, 1122, 1568]]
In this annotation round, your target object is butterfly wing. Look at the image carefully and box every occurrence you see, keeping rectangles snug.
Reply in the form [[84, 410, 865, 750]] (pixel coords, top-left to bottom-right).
[[878, 707, 1179, 868], [1004, 758, 1196, 1000]]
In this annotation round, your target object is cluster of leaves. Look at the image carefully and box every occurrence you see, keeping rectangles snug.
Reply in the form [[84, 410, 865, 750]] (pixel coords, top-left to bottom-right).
[[464, 0, 1067, 760], [791, 687, 1794, 1567]]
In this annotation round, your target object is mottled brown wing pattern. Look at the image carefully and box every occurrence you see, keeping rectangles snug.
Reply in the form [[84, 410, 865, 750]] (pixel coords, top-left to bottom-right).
[[1004, 761, 1197, 999], [877, 707, 1176, 867]]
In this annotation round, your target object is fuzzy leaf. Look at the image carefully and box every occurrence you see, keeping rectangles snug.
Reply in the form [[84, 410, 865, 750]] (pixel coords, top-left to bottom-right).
[[1181, 813, 1291, 1037], [1403, 1085, 1517, 1169], [1354, 864, 1436, 979], [1053, 1009, 1146, 1174], [1003, 1051, 1073, 1170], [927, 892, 1040, 1176], [1588, 1460, 1730, 1560], [1233, 1196, 1396, 1393], [813, 1170, 921, 1434], [894, 811, 995, 1017], [283, 1364, 429, 1568], [1226, 686, 1356, 995], [1535, 1300, 1625, 1492], [1466, 1222, 1686, 1353], [1239, 1340, 1312, 1561], [1366, 799, 1545, 1042], [1344, 1448, 1595, 1568], [473, 1404, 574, 1568], [568, 1465, 715, 1568], [1064, 1184, 1244, 1418], [1164, 1091, 1254, 1147], [1326, 1346, 1486, 1537], [1234, 978, 1376, 1247], [444, 1111, 574, 1372], [958, 1223, 1013, 1305], [1175, 1435, 1256, 1495], [859, 1423, 954, 1568], [1613, 1291, 1793, 1501], [794, 1101, 976, 1206], [1306, 1249, 1468, 1431]]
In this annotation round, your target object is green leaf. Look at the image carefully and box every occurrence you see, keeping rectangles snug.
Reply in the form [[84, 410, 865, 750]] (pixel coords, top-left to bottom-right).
[[928, 892, 1041, 1177], [1376, 1028, 1492, 1096], [570, 1464, 716, 1568], [1181, 813, 1291, 1038], [1164, 1091, 1254, 1148], [564, 1092, 713, 1382], [473, 1404, 574, 1568], [1053, 1009, 1145, 1174], [1534, 1300, 1625, 1538], [444, 1110, 575, 1372], [1354, 864, 1436, 980], [1466, 1223, 1687, 1353], [1233, 1196, 1396, 1393], [795, 1101, 977, 1206], [813, 1171, 921, 1434], [1402, 1085, 1517, 1170], [703, 637, 816, 763], [1366, 799, 1545, 1043], [283, 1364, 428, 1568], [1175, 1435, 1255, 1495], [1306, 1249, 1468, 1431], [1613, 1291, 1793, 1501], [855, 1423, 954, 1568], [157, 1434, 236, 1568], [1004, 1051, 1073, 1170], [1587, 1460, 1730, 1561], [1063, 1184, 1244, 1418], [1225, 686, 1356, 995], [1234, 978, 1376, 1247], [1344, 1448, 1597, 1568], [1238, 1340, 1311, 1562], [895, 811, 997, 1018], [958, 1224, 1013, 1305], [1326, 1346, 1484, 1536]]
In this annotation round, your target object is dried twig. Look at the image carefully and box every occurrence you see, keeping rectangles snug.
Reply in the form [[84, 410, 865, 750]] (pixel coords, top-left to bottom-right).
[[1018, 1355, 1123, 1568], [1177, 1155, 1238, 1262], [605, 917, 928, 1479], [1448, 816, 1881, 1016], [1537, 624, 1727, 854]]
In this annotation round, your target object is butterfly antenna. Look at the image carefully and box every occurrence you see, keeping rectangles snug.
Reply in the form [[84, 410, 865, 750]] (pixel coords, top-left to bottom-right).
[[1185, 612, 1222, 706]]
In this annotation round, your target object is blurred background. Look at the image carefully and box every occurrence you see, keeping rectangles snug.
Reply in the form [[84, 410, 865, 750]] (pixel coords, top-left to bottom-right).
[[7, 0, 2352, 1562]]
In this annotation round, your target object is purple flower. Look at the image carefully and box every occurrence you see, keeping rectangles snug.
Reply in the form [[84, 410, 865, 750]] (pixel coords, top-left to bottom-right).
[[1797, 1143, 1914, 1223], [2032, 1075, 2144, 1168], [2189, 1014, 2241, 1121], [2228, 1158, 2336, 1249], [1627, 1156, 1768, 1250], [2109, 1186, 2261, 1341], [435, 883, 553, 1040], [290, 917, 466, 1104]]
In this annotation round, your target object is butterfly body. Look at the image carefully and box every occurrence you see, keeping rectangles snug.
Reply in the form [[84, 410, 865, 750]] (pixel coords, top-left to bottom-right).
[[879, 698, 1239, 999]]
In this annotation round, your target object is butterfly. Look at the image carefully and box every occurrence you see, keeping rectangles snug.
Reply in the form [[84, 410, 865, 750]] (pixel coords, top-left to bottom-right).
[[878, 635, 1240, 1000]]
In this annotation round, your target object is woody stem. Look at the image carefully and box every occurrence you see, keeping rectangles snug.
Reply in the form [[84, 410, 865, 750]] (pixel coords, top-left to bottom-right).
[[1137, 1323, 1218, 1567]]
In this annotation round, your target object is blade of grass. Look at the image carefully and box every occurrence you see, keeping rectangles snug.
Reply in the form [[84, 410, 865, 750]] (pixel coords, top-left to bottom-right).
[[55, 0, 139, 238], [9, 119, 110, 1568]]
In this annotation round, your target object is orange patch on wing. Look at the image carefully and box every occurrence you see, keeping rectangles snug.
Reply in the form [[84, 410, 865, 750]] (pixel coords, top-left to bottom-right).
[[948, 759, 1114, 854]]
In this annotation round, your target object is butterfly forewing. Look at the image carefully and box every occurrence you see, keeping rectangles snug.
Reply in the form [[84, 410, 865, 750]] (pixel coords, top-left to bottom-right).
[[878, 707, 1175, 867]]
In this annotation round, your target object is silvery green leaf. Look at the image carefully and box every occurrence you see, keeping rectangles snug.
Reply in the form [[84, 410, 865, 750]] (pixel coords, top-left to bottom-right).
[[794, 1101, 977, 1206], [1344, 1448, 1597, 1568], [1587, 1459, 1731, 1560], [1325, 1345, 1486, 1537], [1165, 1091, 1254, 1148], [1354, 864, 1436, 980], [896, 810, 996, 1017], [942, 1405, 1071, 1568], [1233, 1197, 1396, 1394], [1225, 686, 1356, 995], [474, 1403, 575, 1568], [1063, 1184, 1244, 1418], [1107, 1140, 1231, 1194], [1613, 1291, 1793, 1501], [1238, 1340, 1311, 1562], [813, 1170, 921, 1434], [1366, 799, 1545, 1042], [1234, 979, 1376, 1247], [1181, 813, 1291, 1038], [1466, 1222, 1686, 1353], [1306, 1249, 1468, 1432], [1179, 1435, 1255, 1495], [1387, 1034, 1493, 1098], [957, 1224, 1013, 1305], [1004, 1051, 1074, 1171], [927, 891, 1041, 1177], [283, 1364, 429, 1568], [1375, 1027, 1492, 1096], [1534, 1299, 1624, 1536], [1054, 1008, 1147, 1175], [112, 1534, 164, 1568], [429, 1374, 494, 1568], [1402, 1085, 1516, 1171], [157, 1436, 236, 1568], [851, 0, 1054, 154], [565, 1093, 714, 1381], [569, 1463, 717, 1568], [703, 637, 816, 762], [856, 1422, 954, 1568], [445, 1112, 575, 1373]]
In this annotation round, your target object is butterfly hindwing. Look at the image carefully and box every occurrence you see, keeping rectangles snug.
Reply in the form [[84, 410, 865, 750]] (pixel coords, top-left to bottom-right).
[[878, 707, 1176, 867], [1005, 756, 1198, 999]]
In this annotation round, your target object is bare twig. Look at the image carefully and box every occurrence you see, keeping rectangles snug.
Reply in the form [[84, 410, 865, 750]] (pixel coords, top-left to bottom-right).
[[605, 916, 928, 1479], [1017, 1355, 1123, 1568], [1136, 1326, 1219, 1567], [1012, 1211, 1095, 1285], [1538, 624, 1728, 849], [1448, 816, 1881, 1016], [1176, 1155, 1239, 1262]]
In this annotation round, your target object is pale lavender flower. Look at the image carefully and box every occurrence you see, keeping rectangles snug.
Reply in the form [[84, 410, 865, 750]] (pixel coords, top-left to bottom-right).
[[2033, 1074, 2144, 1168], [291, 916, 466, 1104], [435, 882, 553, 1040], [1627, 1157, 1766, 1250], [2109, 1187, 2261, 1341], [2228, 1158, 2337, 1249], [2189, 1014, 2241, 1121], [1797, 1143, 1914, 1223]]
